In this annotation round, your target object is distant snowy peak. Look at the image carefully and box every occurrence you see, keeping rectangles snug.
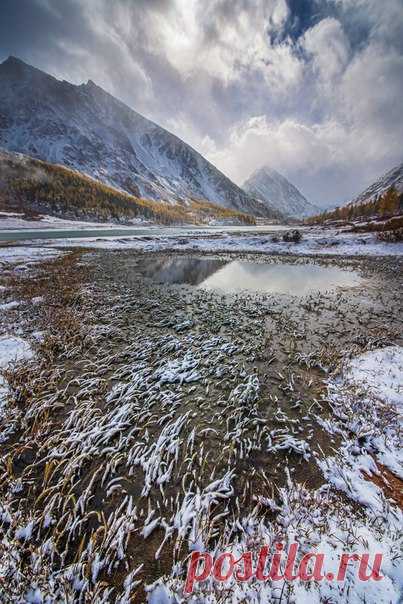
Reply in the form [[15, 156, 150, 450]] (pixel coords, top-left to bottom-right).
[[348, 163, 403, 207], [243, 167, 318, 219], [0, 56, 275, 218]]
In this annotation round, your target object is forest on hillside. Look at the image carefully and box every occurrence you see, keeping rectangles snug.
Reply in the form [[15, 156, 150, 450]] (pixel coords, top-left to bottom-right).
[[0, 153, 256, 226], [306, 187, 403, 225]]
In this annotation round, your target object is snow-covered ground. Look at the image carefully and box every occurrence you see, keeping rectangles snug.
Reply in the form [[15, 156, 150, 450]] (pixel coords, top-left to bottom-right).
[[0, 211, 147, 230], [343, 346, 402, 408], [148, 481, 401, 604], [0, 245, 63, 265], [0, 335, 33, 369], [40, 227, 403, 257], [324, 346, 403, 480], [0, 246, 55, 414], [0, 226, 401, 603], [0, 336, 33, 416], [2, 221, 402, 258], [147, 346, 403, 603]]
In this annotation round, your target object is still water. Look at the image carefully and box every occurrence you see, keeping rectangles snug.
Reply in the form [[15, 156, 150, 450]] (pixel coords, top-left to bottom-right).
[[139, 257, 361, 295], [0, 224, 296, 242]]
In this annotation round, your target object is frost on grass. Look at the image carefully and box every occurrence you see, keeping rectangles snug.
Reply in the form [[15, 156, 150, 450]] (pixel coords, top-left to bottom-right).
[[0, 301, 20, 311], [147, 479, 402, 604], [0, 313, 255, 601], [267, 432, 311, 460], [0, 250, 402, 603], [145, 348, 403, 602], [153, 351, 201, 384]]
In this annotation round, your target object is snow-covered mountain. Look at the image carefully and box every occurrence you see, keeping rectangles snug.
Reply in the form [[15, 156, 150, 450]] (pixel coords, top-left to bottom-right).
[[0, 56, 274, 218], [348, 163, 403, 207], [243, 166, 318, 219], [0, 149, 258, 225]]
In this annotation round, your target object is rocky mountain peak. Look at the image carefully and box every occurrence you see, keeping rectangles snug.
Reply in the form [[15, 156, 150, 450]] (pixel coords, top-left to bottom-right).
[[0, 57, 280, 219], [243, 165, 318, 219]]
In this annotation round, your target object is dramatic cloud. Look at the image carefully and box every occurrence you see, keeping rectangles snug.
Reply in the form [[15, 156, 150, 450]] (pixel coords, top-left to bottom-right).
[[0, 0, 402, 206]]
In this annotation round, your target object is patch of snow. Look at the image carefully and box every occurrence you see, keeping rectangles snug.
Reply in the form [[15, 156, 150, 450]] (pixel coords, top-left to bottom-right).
[[267, 433, 311, 460], [0, 213, 148, 230], [0, 336, 33, 369], [319, 446, 395, 515], [0, 336, 33, 416], [0, 212, 23, 218], [0, 301, 19, 311], [15, 520, 35, 542], [324, 346, 403, 481], [0, 377, 8, 415], [31, 331, 45, 342], [343, 346, 403, 408], [146, 583, 175, 604], [0, 246, 62, 265]]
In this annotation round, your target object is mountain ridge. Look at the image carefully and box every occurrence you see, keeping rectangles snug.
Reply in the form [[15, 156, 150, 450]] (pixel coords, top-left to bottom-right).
[[347, 162, 403, 207], [0, 56, 280, 219], [242, 166, 318, 219], [306, 162, 403, 224]]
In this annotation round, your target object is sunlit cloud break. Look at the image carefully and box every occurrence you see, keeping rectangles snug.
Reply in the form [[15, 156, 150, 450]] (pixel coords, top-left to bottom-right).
[[0, 0, 402, 206]]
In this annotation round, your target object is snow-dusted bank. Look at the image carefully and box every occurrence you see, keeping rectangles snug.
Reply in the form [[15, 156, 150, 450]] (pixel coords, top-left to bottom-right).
[[0, 247, 58, 413], [343, 346, 403, 408], [0, 245, 63, 265], [0, 336, 33, 417], [42, 227, 403, 257], [0, 211, 148, 230], [1, 224, 403, 258]]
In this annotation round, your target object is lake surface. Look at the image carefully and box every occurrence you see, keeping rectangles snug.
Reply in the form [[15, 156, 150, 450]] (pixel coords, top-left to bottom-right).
[[139, 257, 362, 295], [0, 224, 298, 242]]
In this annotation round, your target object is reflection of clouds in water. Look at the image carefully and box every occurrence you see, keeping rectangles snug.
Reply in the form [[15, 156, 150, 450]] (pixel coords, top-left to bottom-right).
[[199, 261, 361, 294], [140, 257, 361, 295]]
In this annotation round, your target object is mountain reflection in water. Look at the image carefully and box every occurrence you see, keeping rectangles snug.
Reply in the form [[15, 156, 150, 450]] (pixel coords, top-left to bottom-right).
[[138, 257, 361, 295]]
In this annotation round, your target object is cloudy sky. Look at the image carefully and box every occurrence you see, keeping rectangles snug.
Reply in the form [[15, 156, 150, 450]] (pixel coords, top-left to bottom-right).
[[1, 0, 402, 207]]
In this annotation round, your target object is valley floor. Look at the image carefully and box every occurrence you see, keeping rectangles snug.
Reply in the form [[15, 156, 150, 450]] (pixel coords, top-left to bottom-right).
[[0, 232, 402, 603], [0, 211, 150, 230], [3, 223, 401, 257]]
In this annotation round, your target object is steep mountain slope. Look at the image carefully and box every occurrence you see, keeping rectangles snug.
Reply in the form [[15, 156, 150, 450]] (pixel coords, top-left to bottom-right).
[[243, 166, 318, 218], [0, 149, 255, 225], [306, 163, 403, 225], [348, 163, 403, 207], [0, 56, 274, 218]]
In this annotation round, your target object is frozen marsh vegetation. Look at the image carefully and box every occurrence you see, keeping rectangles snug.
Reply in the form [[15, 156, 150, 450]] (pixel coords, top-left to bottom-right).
[[0, 245, 401, 603]]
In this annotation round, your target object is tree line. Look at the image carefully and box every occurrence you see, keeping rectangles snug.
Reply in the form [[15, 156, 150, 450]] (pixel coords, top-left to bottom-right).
[[1, 155, 255, 225], [306, 187, 403, 225]]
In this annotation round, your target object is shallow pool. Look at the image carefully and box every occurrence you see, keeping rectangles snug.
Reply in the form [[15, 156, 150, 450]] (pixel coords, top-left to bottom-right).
[[139, 257, 362, 295]]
